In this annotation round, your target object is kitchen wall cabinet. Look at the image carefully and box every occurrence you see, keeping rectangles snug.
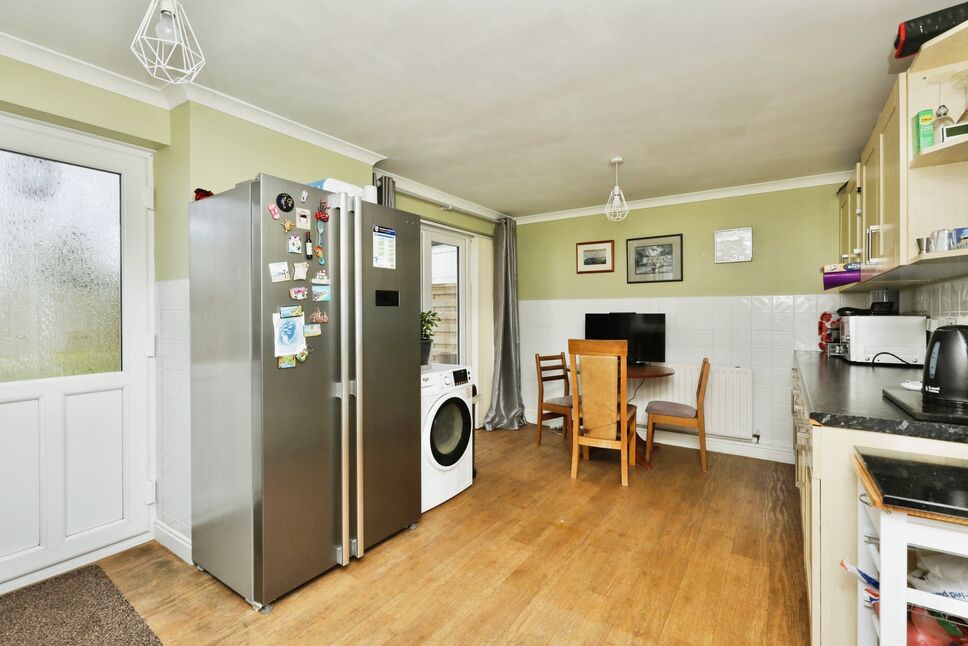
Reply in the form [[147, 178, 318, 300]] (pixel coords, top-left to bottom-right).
[[836, 168, 862, 264], [839, 23, 968, 292]]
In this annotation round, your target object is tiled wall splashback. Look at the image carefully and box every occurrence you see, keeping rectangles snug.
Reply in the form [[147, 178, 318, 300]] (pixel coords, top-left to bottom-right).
[[519, 292, 866, 457], [155, 279, 191, 541], [903, 275, 968, 321]]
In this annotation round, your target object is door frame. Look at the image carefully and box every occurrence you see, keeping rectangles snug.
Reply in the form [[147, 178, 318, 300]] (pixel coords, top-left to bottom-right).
[[0, 111, 156, 593]]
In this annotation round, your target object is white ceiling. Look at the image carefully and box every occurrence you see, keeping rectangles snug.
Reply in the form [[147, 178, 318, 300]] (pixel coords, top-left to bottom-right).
[[0, 0, 950, 215]]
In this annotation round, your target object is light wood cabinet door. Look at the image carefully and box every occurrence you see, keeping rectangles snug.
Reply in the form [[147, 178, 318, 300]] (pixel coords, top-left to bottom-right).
[[838, 190, 850, 263], [847, 180, 862, 262], [860, 132, 883, 265], [880, 98, 902, 269]]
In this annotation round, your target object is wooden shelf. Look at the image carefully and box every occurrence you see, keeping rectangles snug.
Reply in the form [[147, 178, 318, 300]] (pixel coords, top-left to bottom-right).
[[910, 137, 968, 169], [841, 249, 968, 292]]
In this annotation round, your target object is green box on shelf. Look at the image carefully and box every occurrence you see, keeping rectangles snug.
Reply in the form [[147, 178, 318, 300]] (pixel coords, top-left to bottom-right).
[[913, 109, 934, 156]]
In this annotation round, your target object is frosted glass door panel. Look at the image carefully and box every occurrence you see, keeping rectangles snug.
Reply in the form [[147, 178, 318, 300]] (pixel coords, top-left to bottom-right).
[[0, 149, 121, 382]]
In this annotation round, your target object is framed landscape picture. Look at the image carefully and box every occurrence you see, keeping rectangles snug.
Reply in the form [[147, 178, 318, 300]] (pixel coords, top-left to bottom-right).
[[576, 240, 614, 274], [626, 234, 683, 283]]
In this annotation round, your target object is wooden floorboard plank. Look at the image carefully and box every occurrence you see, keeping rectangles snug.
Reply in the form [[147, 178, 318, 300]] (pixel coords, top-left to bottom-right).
[[95, 426, 808, 645]]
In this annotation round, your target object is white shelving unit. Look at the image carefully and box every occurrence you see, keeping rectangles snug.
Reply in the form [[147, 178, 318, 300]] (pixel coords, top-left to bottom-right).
[[854, 470, 968, 645]]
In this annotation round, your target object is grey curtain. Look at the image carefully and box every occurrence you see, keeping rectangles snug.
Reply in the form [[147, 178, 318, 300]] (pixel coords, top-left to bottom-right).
[[375, 174, 396, 208], [484, 217, 528, 430]]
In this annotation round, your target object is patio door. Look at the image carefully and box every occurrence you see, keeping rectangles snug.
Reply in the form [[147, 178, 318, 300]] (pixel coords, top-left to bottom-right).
[[0, 114, 152, 592], [421, 226, 469, 365]]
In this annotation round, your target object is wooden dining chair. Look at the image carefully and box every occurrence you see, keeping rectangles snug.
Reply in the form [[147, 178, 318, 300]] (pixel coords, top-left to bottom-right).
[[644, 357, 711, 472], [567, 339, 637, 487], [534, 352, 573, 446]]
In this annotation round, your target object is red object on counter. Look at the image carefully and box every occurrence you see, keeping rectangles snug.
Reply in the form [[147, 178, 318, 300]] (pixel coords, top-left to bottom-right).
[[194, 188, 214, 201]]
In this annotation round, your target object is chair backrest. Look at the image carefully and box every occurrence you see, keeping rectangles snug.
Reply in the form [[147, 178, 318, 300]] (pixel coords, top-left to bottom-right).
[[567, 339, 628, 440], [696, 357, 711, 417], [535, 352, 569, 406]]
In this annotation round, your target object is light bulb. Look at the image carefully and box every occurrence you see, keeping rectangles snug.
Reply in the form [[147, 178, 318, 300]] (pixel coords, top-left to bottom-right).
[[154, 11, 176, 41]]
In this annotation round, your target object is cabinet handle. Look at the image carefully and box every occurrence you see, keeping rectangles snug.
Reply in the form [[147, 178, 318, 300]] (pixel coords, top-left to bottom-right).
[[841, 254, 849, 261], [858, 492, 875, 508], [866, 225, 884, 265]]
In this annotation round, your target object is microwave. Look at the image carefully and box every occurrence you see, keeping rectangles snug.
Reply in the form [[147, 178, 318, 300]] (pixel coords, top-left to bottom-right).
[[829, 316, 927, 365]]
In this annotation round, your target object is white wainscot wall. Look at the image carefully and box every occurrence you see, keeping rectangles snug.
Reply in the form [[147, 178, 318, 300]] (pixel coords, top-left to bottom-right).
[[519, 293, 866, 463], [155, 279, 192, 561]]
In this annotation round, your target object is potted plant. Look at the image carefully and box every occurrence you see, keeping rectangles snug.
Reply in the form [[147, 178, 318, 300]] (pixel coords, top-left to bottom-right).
[[420, 310, 441, 366]]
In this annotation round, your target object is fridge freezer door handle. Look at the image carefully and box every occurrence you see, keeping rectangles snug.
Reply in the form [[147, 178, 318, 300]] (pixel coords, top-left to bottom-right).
[[337, 191, 351, 567], [352, 194, 365, 558]]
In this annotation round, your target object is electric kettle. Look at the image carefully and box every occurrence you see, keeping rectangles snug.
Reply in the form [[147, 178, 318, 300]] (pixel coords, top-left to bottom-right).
[[922, 325, 968, 414]]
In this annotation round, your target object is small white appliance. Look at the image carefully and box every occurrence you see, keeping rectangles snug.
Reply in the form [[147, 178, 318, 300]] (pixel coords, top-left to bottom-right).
[[838, 315, 927, 365], [420, 363, 474, 512]]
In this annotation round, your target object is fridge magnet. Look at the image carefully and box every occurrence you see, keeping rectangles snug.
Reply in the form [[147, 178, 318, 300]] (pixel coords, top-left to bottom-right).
[[288, 234, 303, 254], [304, 323, 322, 337], [272, 312, 306, 357], [315, 201, 329, 222], [309, 307, 325, 324], [267, 203, 280, 220], [316, 218, 325, 237], [281, 219, 295, 233], [279, 305, 303, 318], [296, 348, 310, 363], [311, 270, 330, 285], [312, 285, 332, 302], [295, 208, 311, 230], [315, 245, 326, 265], [278, 355, 297, 369], [321, 311, 329, 324], [268, 262, 290, 283], [276, 193, 295, 212], [290, 287, 308, 301], [300, 189, 309, 203], [293, 261, 309, 281], [305, 233, 313, 260]]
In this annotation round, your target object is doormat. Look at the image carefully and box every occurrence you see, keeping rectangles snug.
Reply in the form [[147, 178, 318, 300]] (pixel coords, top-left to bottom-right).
[[0, 565, 161, 645]]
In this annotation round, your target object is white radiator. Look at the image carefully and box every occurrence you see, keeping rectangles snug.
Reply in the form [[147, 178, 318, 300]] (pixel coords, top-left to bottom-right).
[[630, 364, 754, 440]]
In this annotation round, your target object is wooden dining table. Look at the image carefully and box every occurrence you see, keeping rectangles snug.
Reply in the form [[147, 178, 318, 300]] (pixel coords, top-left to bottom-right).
[[625, 364, 674, 465]]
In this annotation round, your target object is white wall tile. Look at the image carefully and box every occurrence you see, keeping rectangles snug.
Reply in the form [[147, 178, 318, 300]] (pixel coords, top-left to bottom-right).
[[772, 295, 793, 314]]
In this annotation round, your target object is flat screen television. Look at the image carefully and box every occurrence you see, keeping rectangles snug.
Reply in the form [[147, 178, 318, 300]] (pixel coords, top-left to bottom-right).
[[584, 312, 666, 364]]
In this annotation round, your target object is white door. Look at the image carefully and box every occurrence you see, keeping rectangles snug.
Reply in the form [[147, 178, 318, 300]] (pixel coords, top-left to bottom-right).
[[0, 114, 152, 592], [420, 226, 469, 365]]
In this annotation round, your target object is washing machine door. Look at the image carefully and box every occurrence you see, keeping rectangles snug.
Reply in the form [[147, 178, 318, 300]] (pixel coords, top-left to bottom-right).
[[427, 396, 472, 469]]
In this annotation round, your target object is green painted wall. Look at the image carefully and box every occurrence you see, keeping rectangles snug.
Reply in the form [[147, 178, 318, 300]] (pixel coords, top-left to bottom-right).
[[517, 184, 840, 300], [394, 193, 496, 237], [0, 56, 169, 148], [152, 102, 375, 280]]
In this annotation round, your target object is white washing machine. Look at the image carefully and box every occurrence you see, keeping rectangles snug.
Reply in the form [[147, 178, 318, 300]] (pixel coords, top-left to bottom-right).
[[420, 363, 474, 513]]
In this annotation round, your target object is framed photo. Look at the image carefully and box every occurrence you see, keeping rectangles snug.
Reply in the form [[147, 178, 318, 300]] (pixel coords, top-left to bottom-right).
[[714, 227, 753, 263], [576, 240, 614, 274], [626, 234, 683, 283]]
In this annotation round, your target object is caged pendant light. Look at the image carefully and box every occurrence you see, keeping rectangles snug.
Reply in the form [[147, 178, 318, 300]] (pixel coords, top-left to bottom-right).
[[604, 156, 630, 222], [131, 0, 205, 84]]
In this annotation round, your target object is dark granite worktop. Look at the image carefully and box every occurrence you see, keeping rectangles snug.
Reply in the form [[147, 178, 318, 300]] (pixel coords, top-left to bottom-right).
[[856, 447, 968, 520], [795, 351, 968, 444]]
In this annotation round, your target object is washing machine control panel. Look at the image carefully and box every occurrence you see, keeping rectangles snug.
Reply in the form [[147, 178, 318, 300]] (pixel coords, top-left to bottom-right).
[[452, 369, 469, 385]]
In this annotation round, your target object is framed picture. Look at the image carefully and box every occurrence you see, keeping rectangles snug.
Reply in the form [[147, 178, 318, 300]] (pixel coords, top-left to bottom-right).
[[576, 240, 615, 274], [714, 227, 753, 263], [626, 234, 683, 283]]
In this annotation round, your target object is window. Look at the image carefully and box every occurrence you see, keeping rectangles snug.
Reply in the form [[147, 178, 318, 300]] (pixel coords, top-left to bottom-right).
[[421, 226, 469, 365]]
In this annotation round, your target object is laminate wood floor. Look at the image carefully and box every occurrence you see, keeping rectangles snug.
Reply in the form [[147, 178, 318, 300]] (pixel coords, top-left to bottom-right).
[[99, 426, 809, 645]]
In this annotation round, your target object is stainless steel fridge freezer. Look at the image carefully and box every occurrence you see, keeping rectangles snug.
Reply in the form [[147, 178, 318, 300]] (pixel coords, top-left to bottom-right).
[[189, 175, 420, 611]]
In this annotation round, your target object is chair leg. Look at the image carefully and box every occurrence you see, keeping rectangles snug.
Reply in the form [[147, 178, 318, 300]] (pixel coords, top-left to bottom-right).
[[645, 416, 655, 464], [620, 444, 629, 487], [628, 418, 636, 466], [570, 432, 580, 479], [563, 413, 570, 444], [536, 415, 543, 446], [582, 445, 590, 460], [698, 418, 708, 473]]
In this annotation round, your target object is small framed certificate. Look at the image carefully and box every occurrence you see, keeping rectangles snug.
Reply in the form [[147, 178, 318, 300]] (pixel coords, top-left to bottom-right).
[[714, 227, 753, 264]]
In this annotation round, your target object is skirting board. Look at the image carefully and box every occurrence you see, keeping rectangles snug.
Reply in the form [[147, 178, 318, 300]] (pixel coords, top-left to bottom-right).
[[154, 519, 192, 564], [0, 531, 153, 595], [525, 410, 794, 465]]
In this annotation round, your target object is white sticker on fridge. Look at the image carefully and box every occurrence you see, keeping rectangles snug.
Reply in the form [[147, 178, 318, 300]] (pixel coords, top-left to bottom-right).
[[373, 226, 396, 269]]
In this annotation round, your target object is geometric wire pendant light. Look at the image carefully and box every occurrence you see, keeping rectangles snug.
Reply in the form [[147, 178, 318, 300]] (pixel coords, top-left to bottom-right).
[[131, 0, 205, 84], [604, 156, 630, 222]]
